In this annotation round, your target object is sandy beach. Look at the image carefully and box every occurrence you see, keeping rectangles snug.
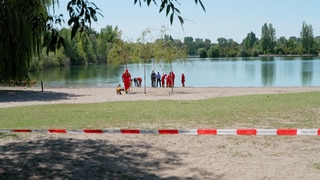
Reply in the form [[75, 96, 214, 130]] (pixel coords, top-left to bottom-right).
[[1, 86, 320, 179], [1, 86, 320, 108]]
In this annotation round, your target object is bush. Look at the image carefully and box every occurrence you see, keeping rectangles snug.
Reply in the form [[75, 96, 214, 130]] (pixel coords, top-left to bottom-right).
[[198, 48, 208, 58]]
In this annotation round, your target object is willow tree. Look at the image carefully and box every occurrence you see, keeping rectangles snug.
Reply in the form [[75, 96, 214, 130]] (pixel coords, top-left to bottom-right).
[[0, 1, 52, 81], [0, 0, 100, 82], [0, 0, 205, 82]]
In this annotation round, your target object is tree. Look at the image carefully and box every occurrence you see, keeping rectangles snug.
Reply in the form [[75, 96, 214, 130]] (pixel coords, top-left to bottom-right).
[[108, 39, 137, 68], [0, 0, 100, 81], [216, 37, 240, 57], [66, 0, 103, 39], [0, 1, 50, 81], [217, 37, 228, 48], [242, 31, 258, 50], [240, 32, 258, 57], [96, 25, 121, 62], [82, 32, 96, 63], [207, 44, 220, 58], [154, 29, 187, 92], [204, 39, 212, 50], [275, 36, 288, 55], [198, 48, 207, 58], [286, 36, 298, 54], [260, 23, 276, 54], [184, 36, 197, 55], [0, 0, 205, 82], [300, 21, 316, 54], [194, 38, 211, 53]]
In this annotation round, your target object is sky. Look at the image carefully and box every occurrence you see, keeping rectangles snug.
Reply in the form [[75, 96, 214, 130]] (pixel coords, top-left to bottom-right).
[[55, 0, 320, 43]]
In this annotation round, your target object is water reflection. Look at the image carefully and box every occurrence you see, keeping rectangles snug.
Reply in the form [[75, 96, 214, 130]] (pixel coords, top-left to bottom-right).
[[301, 60, 313, 86], [244, 61, 256, 83], [261, 62, 275, 86], [30, 57, 320, 87]]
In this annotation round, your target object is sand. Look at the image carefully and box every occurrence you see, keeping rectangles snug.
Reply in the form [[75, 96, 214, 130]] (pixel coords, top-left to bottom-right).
[[1, 86, 320, 179], [1, 86, 319, 108]]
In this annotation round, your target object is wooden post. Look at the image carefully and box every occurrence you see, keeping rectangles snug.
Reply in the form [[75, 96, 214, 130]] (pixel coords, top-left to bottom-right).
[[41, 81, 43, 92]]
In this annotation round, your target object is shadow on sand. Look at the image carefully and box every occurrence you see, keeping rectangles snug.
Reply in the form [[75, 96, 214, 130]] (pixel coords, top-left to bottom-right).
[[0, 90, 82, 103], [0, 134, 223, 179]]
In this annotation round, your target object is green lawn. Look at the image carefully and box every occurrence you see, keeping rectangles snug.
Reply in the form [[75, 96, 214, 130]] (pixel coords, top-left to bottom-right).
[[1, 92, 319, 129]]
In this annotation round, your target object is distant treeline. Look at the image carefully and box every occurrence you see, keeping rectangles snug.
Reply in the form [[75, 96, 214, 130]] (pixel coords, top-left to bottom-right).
[[32, 22, 319, 70]]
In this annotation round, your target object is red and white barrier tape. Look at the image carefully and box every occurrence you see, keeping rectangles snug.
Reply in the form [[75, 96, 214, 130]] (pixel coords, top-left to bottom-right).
[[0, 128, 320, 136]]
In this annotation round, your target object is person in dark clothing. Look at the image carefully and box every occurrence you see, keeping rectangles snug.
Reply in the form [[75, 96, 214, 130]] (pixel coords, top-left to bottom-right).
[[156, 72, 161, 87], [134, 78, 138, 87], [151, 70, 156, 87]]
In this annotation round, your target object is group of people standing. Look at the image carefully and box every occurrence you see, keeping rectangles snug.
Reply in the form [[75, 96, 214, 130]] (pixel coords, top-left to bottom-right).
[[118, 68, 185, 94], [150, 70, 161, 87], [152, 70, 185, 88], [160, 71, 174, 88]]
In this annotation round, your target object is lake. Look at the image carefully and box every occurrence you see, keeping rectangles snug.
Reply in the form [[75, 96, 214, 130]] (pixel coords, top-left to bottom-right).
[[31, 56, 320, 88]]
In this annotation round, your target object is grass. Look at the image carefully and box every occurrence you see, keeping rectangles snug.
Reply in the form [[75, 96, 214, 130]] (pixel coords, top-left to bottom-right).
[[0, 92, 320, 129], [314, 163, 320, 170]]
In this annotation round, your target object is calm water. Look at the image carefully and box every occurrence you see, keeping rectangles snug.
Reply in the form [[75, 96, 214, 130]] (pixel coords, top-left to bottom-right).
[[31, 57, 320, 88]]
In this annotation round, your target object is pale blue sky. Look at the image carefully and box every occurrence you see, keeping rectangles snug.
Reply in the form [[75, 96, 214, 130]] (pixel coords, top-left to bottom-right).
[[56, 0, 320, 43]]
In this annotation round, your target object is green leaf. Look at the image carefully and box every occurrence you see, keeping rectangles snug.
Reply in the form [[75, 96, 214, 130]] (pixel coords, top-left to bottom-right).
[[174, 7, 180, 14], [198, 0, 206, 12], [166, 5, 170, 16], [71, 21, 80, 39], [178, 15, 184, 24], [159, 2, 165, 12]]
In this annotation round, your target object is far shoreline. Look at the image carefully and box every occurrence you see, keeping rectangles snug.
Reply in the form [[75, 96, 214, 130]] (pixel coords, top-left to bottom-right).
[[258, 54, 319, 57]]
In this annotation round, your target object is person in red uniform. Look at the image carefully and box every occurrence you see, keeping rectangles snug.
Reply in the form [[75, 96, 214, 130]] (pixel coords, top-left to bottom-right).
[[181, 73, 185, 87], [166, 73, 172, 87], [168, 71, 175, 87], [161, 73, 167, 88], [136, 77, 142, 87], [122, 69, 131, 93]]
